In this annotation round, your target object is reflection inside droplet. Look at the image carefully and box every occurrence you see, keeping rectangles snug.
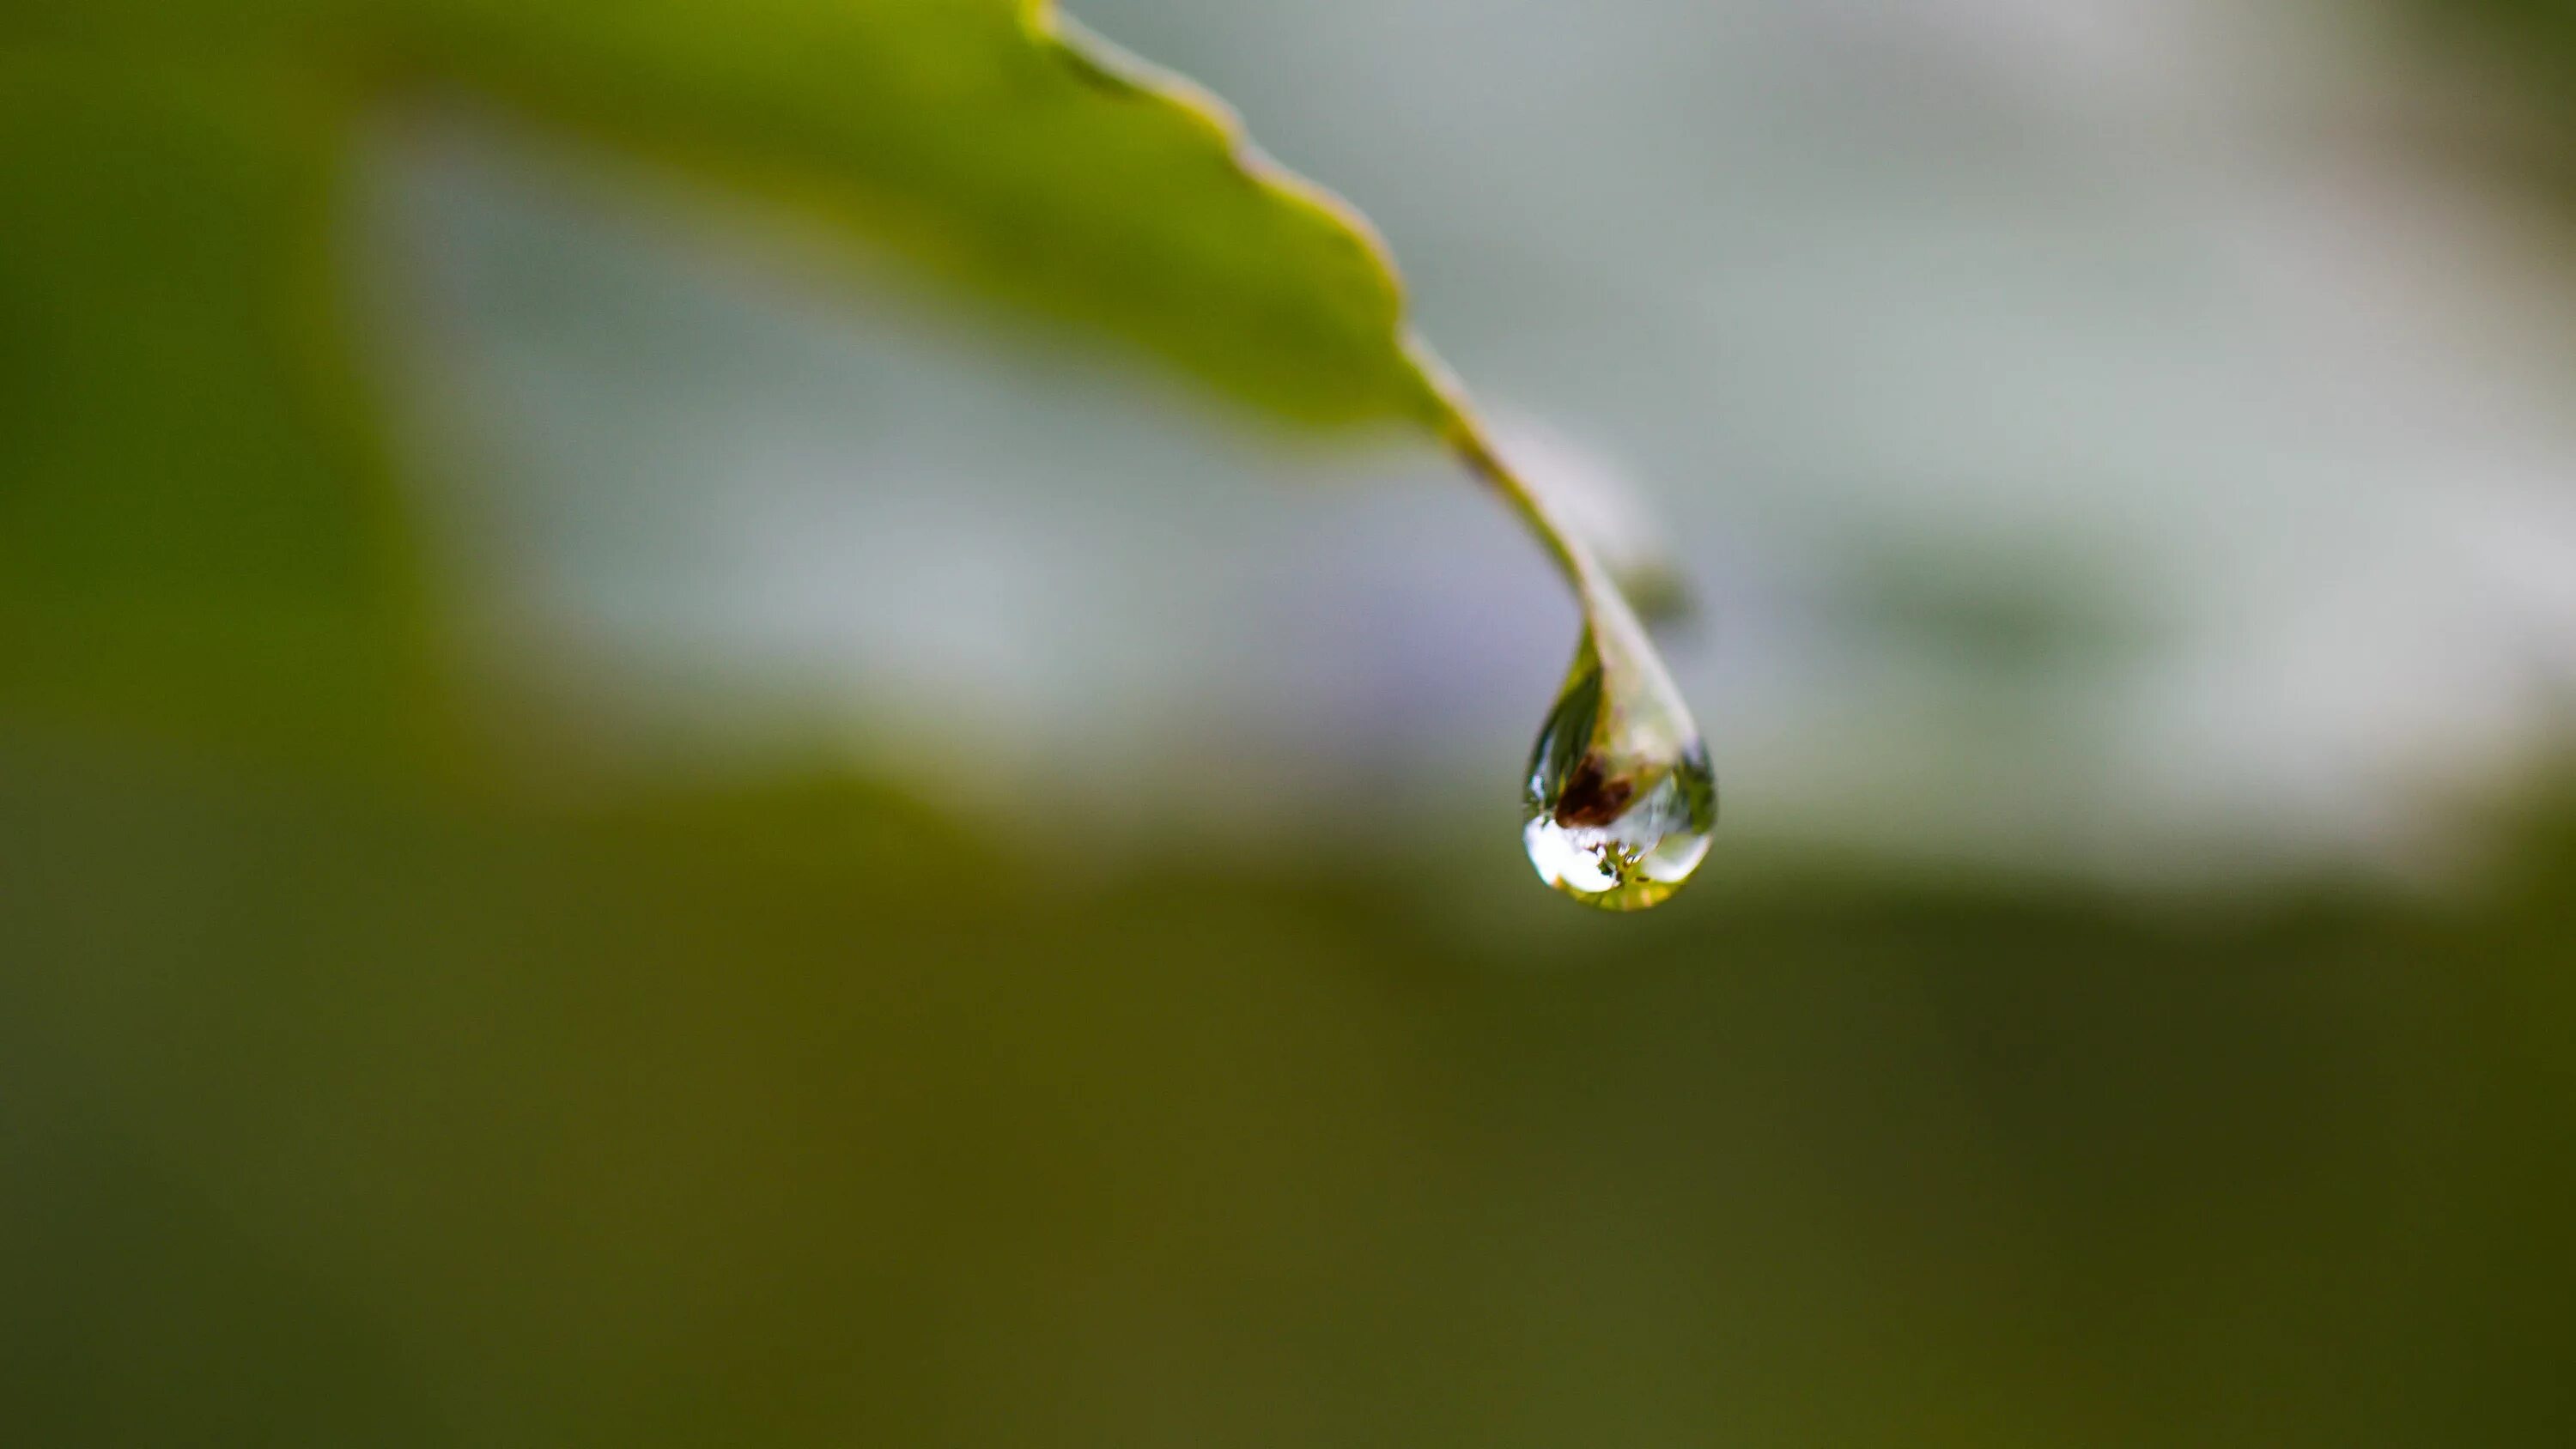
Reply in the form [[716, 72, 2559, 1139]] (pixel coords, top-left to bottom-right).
[[1522, 633, 1718, 911]]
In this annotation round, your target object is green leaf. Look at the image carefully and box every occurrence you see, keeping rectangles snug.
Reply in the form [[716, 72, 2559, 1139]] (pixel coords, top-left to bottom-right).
[[3, 3, 1688, 775], [10, 0, 1455, 426], [397, 0, 1456, 427], [0, 56, 447, 763]]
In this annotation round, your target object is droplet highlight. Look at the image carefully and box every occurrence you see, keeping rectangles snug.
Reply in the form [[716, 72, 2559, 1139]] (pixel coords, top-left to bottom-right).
[[1522, 629, 1718, 912]]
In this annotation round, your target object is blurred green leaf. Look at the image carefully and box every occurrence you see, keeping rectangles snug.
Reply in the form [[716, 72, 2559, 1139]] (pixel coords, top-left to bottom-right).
[[0, 57, 445, 763], [10, 0, 1444, 424], [398, 0, 1449, 427], [0, 3, 1451, 756]]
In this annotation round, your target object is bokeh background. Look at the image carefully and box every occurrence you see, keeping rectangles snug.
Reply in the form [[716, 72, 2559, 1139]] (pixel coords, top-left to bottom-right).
[[8, 2, 2576, 1444]]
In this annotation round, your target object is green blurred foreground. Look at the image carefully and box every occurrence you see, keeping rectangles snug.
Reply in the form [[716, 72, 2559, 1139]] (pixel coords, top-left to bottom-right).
[[5, 737, 2573, 1446]]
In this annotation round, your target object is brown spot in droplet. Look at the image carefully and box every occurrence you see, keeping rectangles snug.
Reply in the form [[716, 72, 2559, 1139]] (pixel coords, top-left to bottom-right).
[[1553, 757, 1633, 828]]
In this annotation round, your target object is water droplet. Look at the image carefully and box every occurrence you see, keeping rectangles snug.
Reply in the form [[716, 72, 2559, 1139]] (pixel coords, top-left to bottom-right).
[[1431, 402, 1713, 908], [1522, 626, 1717, 912]]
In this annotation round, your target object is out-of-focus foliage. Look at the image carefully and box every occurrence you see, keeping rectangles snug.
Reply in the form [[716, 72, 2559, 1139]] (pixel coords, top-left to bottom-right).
[[2422, 0, 2576, 89], [4, 744, 2573, 1446], [1, 3, 1436, 761], [0, 60, 440, 762], [6, 2, 1434, 423], [2406, 0, 2576, 193]]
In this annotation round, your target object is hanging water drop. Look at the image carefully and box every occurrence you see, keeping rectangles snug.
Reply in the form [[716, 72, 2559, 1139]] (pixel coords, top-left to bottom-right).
[[1520, 622, 1718, 912], [1429, 365, 1717, 910]]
